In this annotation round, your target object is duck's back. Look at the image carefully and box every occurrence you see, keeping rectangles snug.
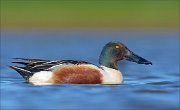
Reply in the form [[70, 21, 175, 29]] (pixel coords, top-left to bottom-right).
[[10, 58, 103, 85]]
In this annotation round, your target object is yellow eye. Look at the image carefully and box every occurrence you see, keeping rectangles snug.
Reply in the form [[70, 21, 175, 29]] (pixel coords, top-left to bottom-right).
[[115, 45, 120, 49]]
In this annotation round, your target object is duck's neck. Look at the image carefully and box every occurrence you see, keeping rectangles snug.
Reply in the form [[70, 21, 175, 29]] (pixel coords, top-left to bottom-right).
[[99, 53, 118, 70]]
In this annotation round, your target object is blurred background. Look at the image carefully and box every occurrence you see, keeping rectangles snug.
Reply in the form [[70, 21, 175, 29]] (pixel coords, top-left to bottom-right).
[[1, 0, 179, 28], [1, 0, 179, 110]]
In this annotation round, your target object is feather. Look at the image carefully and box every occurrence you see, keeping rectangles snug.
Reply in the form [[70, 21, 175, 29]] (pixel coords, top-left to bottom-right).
[[9, 66, 32, 80], [11, 58, 90, 74]]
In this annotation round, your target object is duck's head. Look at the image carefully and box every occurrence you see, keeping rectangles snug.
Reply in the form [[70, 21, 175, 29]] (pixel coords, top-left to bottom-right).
[[99, 42, 152, 70]]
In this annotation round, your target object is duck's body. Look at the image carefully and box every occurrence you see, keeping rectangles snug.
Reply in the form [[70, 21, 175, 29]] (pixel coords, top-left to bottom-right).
[[10, 42, 151, 85], [10, 59, 122, 85]]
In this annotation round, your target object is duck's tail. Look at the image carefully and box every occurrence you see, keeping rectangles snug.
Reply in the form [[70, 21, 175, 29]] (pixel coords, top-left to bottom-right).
[[9, 66, 32, 81]]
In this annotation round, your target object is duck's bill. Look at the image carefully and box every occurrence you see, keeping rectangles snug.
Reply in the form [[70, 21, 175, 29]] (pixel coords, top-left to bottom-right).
[[124, 50, 152, 65]]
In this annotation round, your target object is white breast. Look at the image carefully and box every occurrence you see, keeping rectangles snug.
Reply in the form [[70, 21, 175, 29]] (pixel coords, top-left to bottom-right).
[[100, 66, 123, 84]]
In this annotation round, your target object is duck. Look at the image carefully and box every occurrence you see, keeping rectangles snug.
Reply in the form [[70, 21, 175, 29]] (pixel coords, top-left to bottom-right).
[[10, 42, 152, 85]]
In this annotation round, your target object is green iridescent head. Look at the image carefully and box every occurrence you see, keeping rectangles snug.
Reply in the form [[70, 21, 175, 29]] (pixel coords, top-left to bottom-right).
[[99, 42, 152, 70]]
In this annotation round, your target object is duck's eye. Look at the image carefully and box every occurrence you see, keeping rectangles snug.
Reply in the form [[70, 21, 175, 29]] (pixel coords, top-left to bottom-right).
[[115, 45, 120, 49]]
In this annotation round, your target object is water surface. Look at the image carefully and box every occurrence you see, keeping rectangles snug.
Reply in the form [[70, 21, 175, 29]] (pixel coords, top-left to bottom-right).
[[1, 28, 179, 110]]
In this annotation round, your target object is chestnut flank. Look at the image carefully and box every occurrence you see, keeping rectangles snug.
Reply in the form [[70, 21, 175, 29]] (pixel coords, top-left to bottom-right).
[[49, 65, 102, 84]]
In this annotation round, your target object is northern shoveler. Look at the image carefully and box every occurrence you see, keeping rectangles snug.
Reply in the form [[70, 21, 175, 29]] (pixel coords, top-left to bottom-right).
[[10, 42, 152, 85]]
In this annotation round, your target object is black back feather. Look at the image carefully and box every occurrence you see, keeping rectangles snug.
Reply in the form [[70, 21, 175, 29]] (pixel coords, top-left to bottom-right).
[[10, 58, 89, 79]]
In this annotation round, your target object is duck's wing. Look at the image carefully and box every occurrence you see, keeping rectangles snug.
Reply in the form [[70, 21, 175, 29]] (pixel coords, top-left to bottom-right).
[[10, 58, 90, 79], [11, 58, 89, 72], [13, 58, 51, 62]]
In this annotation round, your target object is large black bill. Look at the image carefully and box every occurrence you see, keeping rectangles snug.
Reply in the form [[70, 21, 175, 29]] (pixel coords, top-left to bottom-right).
[[124, 50, 152, 65]]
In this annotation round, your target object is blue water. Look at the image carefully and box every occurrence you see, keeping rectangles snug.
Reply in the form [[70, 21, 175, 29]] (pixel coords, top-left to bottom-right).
[[1, 28, 179, 110]]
